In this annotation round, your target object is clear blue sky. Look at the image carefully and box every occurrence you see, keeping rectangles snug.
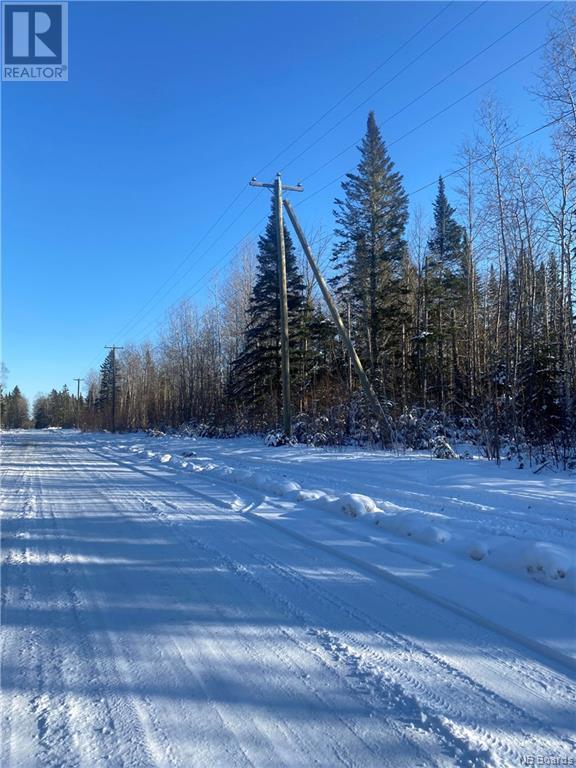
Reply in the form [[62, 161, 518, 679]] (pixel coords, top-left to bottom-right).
[[2, 1, 558, 403]]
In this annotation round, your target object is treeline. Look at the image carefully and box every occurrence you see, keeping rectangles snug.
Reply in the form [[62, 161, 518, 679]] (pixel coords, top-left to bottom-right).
[[33, 386, 82, 429], [0, 386, 29, 429], [35, 13, 576, 457], [0, 385, 83, 430]]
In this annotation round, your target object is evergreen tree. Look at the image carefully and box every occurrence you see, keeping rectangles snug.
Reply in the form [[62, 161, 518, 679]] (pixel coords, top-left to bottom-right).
[[1, 386, 29, 429], [424, 177, 467, 409], [98, 351, 116, 429], [33, 395, 50, 429], [426, 177, 467, 310], [231, 203, 307, 427], [332, 111, 409, 395]]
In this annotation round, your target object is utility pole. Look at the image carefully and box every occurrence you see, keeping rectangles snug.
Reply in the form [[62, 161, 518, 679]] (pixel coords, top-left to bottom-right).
[[282, 198, 394, 446], [73, 378, 83, 431], [249, 173, 303, 437], [104, 346, 124, 433]]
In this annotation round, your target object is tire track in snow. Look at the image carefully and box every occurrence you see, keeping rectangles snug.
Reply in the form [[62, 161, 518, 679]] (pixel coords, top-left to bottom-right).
[[2, 461, 84, 768], [90, 483, 388, 767], [2, 441, 161, 768], [96, 467, 495, 768], [73, 453, 437, 766], [90, 451, 575, 768], [252, 555, 575, 765], [89, 444, 575, 673], [56, 447, 323, 768], [49, 445, 220, 768], [1, 446, 37, 768], [265, 511, 576, 718]]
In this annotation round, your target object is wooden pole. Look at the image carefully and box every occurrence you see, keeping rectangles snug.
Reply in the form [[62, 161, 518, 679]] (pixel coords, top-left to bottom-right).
[[249, 175, 303, 437], [73, 378, 83, 430], [274, 174, 292, 436]]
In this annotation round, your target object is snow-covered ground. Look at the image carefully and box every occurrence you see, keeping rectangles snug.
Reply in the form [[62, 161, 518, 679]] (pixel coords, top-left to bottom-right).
[[1, 430, 575, 767]]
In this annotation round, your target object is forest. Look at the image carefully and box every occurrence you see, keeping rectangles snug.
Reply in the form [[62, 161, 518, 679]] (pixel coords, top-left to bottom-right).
[[3, 11, 575, 464]]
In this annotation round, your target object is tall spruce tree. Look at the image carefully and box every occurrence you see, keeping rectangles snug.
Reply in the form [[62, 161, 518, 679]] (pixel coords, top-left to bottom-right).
[[231, 202, 307, 427], [423, 177, 467, 409], [426, 177, 466, 309], [98, 350, 116, 429], [1, 385, 29, 429], [332, 111, 409, 396]]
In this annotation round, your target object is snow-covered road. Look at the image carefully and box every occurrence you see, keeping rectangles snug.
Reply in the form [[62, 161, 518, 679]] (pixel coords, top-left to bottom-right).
[[1, 431, 575, 767]]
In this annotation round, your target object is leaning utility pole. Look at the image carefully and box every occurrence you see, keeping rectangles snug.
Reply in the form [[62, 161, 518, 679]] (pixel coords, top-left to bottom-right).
[[283, 198, 394, 446], [104, 346, 123, 433], [249, 173, 303, 437], [73, 378, 83, 431]]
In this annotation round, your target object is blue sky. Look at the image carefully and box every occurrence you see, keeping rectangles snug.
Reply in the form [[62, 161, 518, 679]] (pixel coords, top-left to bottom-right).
[[2, 1, 559, 402]]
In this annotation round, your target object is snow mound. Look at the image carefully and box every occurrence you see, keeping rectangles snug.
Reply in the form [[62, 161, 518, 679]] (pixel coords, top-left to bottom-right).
[[103, 435, 575, 595], [467, 541, 489, 561], [338, 493, 381, 517], [311, 492, 381, 518], [489, 541, 574, 591], [380, 512, 451, 544], [210, 466, 301, 497], [295, 489, 327, 502]]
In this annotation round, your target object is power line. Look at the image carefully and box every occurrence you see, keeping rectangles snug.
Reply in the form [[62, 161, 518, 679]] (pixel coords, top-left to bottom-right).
[[97, 2, 459, 355], [295, 38, 556, 208], [296, 1, 551, 183], [82, 191, 264, 375], [253, 1, 455, 178], [82, 185, 251, 374], [88, 4, 554, 363], [88, 3, 492, 364], [129, 198, 270, 347], [118, 113, 563, 357], [280, 0, 489, 174], [406, 114, 567, 197], [86, 113, 562, 363], [108, 17, 551, 358], [112, 105, 564, 354], [111, 185, 249, 343], [114, 192, 262, 343]]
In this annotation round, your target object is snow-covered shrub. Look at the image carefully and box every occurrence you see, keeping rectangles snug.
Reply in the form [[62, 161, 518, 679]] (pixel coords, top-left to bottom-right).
[[146, 428, 166, 438], [430, 435, 458, 459], [177, 421, 240, 439], [264, 431, 297, 447], [292, 414, 335, 446]]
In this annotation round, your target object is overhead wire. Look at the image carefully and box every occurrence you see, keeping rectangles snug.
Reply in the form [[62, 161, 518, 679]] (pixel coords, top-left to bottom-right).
[[294, 1, 551, 183], [92, 0, 462, 359], [87, 3, 553, 368]]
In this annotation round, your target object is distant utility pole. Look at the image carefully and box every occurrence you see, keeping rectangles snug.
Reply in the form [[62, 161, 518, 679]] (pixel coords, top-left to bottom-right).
[[282, 198, 394, 446], [104, 346, 124, 433], [73, 378, 83, 430], [249, 173, 303, 437]]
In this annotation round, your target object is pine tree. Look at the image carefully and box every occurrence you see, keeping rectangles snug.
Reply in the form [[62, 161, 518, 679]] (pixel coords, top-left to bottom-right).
[[426, 177, 467, 310], [332, 111, 409, 396], [33, 396, 50, 429], [424, 177, 467, 409], [231, 202, 307, 428], [98, 351, 116, 429], [2, 386, 29, 429]]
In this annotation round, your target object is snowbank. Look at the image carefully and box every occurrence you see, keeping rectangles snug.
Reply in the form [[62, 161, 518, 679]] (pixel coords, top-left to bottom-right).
[[105, 435, 576, 594]]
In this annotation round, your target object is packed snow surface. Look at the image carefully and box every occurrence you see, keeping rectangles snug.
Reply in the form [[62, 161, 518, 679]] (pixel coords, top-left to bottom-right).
[[1, 430, 575, 768]]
